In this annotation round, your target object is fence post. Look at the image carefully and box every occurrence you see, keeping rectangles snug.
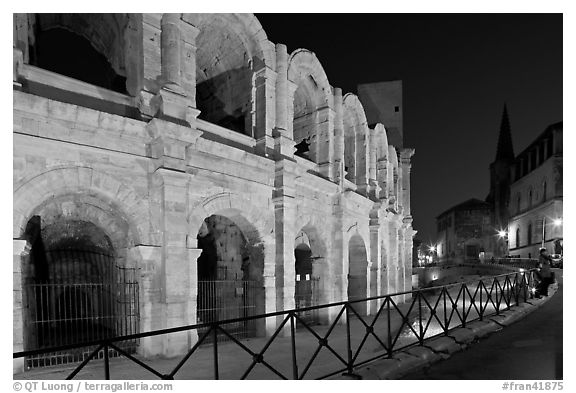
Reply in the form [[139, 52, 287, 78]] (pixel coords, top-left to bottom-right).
[[290, 312, 298, 379], [213, 325, 219, 380], [345, 304, 354, 374], [104, 343, 110, 380]]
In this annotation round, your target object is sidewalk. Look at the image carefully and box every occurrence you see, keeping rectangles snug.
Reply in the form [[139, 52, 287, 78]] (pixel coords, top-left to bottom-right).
[[401, 269, 563, 380]]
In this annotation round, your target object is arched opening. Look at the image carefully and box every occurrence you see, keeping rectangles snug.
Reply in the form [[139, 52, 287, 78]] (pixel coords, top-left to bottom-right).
[[195, 21, 253, 135], [196, 214, 262, 340], [527, 223, 533, 245], [21, 215, 138, 368], [31, 28, 127, 93], [29, 14, 129, 94], [293, 83, 319, 161], [294, 230, 322, 324], [347, 234, 368, 314]]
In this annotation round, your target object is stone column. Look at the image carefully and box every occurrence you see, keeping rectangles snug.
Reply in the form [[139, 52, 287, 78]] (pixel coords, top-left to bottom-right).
[[13, 239, 30, 374], [333, 87, 345, 185], [161, 13, 182, 88], [273, 159, 298, 334], [316, 106, 335, 180], [380, 216, 390, 296], [400, 148, 415, 216], [355, 125, 369, 195], [397, 227, 406, 302], [254, 64, 277, 157], [369, 215, 382, 314], [273, 44, 295, 158], [151, 14, 198, 123], [376, 158, 388, 201], [124, 14, 144, 97], [180, 20, 200, 110], [368, 128, 379, 199], [133, 245, 163, 357], [387, 220, 399, 296]]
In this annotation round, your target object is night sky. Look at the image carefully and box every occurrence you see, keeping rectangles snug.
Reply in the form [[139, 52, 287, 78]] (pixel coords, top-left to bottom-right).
[[256, 13, 563, 244]]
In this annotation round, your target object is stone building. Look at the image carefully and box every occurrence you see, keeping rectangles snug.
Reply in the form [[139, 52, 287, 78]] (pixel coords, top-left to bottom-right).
[[435, 199, 493, 263], [506, 122, 563, 258], [13, 13, 415, 371], [435, 105, 562, 262]]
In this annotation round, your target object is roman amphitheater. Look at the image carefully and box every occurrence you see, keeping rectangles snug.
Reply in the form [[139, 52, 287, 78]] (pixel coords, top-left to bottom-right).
[[13, 13, 415, 370]]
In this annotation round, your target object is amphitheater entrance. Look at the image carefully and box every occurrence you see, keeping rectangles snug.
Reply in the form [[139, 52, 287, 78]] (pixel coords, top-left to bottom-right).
[[347, 234, 369, 315], [294, 230, 322, 325], [196, 215, 260, 341], [21, 216, 138, 369]]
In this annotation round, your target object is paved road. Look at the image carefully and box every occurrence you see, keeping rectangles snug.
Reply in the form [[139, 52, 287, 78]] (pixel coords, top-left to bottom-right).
[[403, 269, 563, 380]]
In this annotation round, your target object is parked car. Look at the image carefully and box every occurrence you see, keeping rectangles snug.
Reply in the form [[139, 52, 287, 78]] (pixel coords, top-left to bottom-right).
[[550, 254, 563, 268]]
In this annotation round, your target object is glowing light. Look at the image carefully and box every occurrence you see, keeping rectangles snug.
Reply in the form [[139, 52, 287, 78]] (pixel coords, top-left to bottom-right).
[[553, 218, 563, 226], [498, 230, 507, 238], [519, 268, 525, 273], [429, 245, 436, 252]]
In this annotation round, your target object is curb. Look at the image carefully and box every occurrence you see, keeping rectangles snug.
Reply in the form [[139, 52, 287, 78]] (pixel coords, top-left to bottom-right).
[[336, 283, 559, 380]]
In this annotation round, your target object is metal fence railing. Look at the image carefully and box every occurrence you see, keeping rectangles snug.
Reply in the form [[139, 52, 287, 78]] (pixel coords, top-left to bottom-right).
[[14, 269, 539, 380]]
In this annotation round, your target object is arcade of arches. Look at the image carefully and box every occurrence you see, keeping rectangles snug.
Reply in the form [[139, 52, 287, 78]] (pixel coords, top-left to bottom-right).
[[13, 13, 415, 372]]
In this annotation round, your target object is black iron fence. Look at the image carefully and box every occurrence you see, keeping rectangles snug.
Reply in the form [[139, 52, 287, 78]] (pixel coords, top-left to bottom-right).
[[14, 269, 539, 380], [197, 280, 258, 342], [22, 250, 139, 369]]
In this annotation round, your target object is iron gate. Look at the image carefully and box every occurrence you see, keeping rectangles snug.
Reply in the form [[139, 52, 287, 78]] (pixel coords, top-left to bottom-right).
[[295, 275, 319, 324], [22, 249, 139, 369], [197, 280, 257, 341]]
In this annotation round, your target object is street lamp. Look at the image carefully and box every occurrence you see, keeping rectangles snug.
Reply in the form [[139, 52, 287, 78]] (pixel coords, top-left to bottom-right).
[[541, 216, 563, 248]]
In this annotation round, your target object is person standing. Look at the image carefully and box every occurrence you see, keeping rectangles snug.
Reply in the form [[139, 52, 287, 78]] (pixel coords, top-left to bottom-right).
[[536, 248, 553, 297]]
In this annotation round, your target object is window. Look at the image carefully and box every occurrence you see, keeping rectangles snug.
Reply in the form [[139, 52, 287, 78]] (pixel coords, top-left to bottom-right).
[[517, 194, 522, 214], [543, 181, 547, 202], [527, 223, 532, 245], [529, 188, 533, 208], [516, 228, 521, 248], [394, 106, 400, 113]]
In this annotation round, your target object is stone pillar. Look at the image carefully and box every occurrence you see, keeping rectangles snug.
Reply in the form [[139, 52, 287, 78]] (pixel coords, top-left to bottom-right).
[[397, 227, 406, 302], [124, 14, 144, 97], [316, 106, 335, 180], [387, 220, 399, 296], [161, 13, 182, 88], [273, 159, 298, 334], [333, 87, 345, 185], [151, 14, 199, 123], [369, 216, 382, 314], [355, 125, 369, 195], [13, 14, 30, 63], [180, 20, 200, 110], [253, 64, 277, 157], [273, 44, 295, 158], [400, 148, 415, 216], [368, 128, 379, 199], [376, 158, 388, 201], [13, 239, 30, 374], [380, 216, 390, 296], [133, 245, 163, 357]]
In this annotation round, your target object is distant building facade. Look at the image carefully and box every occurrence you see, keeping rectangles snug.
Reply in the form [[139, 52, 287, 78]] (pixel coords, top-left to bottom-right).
[[507, 122, 563, 258], [357, 80, 403, 148], [435, 199, 492, 263], [435, 105, 562, 262]]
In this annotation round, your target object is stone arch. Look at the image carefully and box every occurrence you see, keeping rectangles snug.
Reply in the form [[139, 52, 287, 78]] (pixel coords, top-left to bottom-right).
[[343, 93, 369, 188], [29, 13, 133, 93], [288, 49, 334, 163], [188, 192, 272, 249], [186, 13, 274, 135], [15, 167, 145, 360], [347, 232, 369, 312], [187, 192, 273, 335], [13, 165, 150, 245], [373, 123, 389, 161]]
